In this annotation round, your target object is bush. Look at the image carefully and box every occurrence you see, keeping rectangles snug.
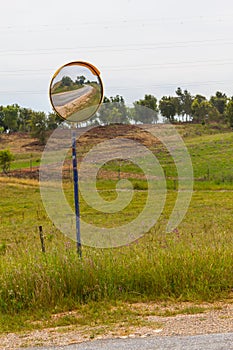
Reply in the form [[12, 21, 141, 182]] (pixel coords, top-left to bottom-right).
[[0, 149, 14, 173]]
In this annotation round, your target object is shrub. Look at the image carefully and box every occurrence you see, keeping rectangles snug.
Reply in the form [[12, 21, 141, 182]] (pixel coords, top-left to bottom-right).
[[0, 149, 14, 173]]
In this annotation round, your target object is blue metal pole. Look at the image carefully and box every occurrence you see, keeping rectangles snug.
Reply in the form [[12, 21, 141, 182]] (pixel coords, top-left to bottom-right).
[[72, 129, 82, 257]]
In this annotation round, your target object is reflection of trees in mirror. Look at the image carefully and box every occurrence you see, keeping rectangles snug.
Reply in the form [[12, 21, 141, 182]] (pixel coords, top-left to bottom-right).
[[51, 75, 90, 95], [76, 75, 86, 85]]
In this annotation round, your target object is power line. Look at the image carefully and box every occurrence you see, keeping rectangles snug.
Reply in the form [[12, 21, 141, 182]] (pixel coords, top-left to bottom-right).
[[0, 13, 233, 31], [112, 80, 233, 90], [1, 79, 233, 94], [0, 91, 46, 94], [106, 59, 233, 70], [1, 58, 233, 76], [0, 38, 233, 56]]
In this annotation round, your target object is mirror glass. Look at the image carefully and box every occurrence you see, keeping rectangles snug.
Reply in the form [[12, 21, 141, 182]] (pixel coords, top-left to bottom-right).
[[49, 61, 103, 122]]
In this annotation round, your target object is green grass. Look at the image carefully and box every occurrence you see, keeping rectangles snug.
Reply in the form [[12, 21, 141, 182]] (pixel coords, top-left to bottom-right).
[[3, 124, 233, 189], [90, 125, 233, 188], [9, 152, 41, 171], [0, 300, 162, 335], [185, 132, 233, 180], [0, 124, 233, 333], [10, 159, 40, 170], [51, 82, 84, 94], [0, 226, 232, 306], [0, 180, 233, 324]]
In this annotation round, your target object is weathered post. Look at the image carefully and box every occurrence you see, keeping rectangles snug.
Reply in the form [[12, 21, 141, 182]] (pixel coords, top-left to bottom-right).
[[39, 225, 45, 253]]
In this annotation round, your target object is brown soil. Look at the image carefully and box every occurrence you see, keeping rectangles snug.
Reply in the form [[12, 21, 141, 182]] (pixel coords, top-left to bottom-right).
[[76, 124, 163, 148], [0, 124, 165, 180], [0, 132, 45, 153]]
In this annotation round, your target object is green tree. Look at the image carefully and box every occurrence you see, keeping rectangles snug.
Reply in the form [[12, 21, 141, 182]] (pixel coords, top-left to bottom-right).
[[175, 87, 184, 119], [47, 112, 62, 130], [159, 96, 177, 122], [30, 111, 47, 144], [18, 107, 34, 132], [0, 149, 14, 173], [210, 91, 227, 115], [0, 126, 4, 140], [225, 99, 233, 127], [194, 94, 206, 103], [108, 107, 123, 124], [175, 88, 193, 121], [98, 95, 129, 124], [75, 75, 86, 85], [0, 106, 4, 129], [133, 94, 158, 124], [61, 76, 73, 87], [2, 104, 19, 132], [191, 99, 219, 123]]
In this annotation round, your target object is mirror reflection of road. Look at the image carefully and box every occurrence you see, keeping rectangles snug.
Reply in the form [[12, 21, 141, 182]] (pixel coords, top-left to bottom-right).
[[52, 85, 93, 107]]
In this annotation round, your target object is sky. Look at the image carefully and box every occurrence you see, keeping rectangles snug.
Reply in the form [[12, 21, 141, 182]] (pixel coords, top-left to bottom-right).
[[1, 0, 233, 113], [52, 65, 99, 85]]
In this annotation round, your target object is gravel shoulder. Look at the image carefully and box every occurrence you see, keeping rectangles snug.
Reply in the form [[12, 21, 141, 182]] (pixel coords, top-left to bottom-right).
[[1, 301, 233, 349], [26, 333, 233, 350]]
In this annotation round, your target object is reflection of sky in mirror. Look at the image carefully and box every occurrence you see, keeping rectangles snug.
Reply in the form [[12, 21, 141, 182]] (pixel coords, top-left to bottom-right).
[[53, 65, 99, 85]]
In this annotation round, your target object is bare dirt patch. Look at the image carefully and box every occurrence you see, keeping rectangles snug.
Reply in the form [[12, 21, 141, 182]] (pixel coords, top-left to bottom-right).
[[1, 125, 165, 181], [0, 133, 44, 154]]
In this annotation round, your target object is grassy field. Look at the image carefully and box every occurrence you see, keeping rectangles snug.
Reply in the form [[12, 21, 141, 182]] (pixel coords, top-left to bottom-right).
[[0, 123, 233, 333]]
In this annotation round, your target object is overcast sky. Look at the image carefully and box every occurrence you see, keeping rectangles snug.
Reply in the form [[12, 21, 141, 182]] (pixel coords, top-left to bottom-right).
[[1, 0, 233, 112]]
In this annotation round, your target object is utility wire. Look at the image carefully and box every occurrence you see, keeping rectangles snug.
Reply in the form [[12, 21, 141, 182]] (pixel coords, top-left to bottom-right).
[[0, 79, 233, 94], [0, 38, 233, 55], [1, 58, 233, 76], [0, 13, 233, 31]]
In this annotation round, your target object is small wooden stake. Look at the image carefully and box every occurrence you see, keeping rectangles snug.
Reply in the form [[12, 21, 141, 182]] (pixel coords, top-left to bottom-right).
[[39, 225, 45, 253]]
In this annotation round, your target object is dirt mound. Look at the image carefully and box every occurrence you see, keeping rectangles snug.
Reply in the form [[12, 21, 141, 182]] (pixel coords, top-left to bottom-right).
[[2, 124, 164, 180], [77, 124, 162, 148]]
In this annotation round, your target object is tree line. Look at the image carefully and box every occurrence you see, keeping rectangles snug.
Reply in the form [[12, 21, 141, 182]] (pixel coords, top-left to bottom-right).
[[100, 89, 233, 125], [1, 87, 233, 144], [0, 105, 61, 144]]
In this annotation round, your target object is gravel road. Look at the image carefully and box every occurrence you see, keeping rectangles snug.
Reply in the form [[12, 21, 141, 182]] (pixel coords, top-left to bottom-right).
[[24, 333, 233, 350], [51, 86, 93, 106]]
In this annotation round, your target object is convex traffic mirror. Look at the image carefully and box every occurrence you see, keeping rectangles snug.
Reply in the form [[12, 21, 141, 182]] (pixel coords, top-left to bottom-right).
[[49, 61, 103, 122]]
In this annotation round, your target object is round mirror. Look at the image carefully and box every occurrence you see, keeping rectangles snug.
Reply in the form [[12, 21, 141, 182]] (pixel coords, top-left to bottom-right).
[[49, 61, 104, 122]]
